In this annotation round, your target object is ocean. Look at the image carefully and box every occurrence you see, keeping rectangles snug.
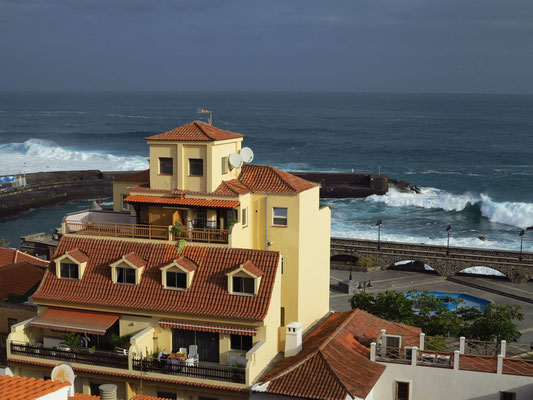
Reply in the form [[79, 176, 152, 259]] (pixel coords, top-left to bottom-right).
[[0, 92, 532, 254]]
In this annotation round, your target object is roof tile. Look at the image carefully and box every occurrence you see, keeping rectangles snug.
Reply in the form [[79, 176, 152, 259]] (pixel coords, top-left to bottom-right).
[[124, 195, 240, 209], [238, 165, 318, 194], [0, 247, 49, 268], [0, 262, 45, 301], [33, 236, 280, 320], [0, 375, 70, 400], [146, 122, 243, 142]]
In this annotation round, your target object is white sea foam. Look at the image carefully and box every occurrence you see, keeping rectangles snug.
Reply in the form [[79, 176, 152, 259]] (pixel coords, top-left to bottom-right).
[[365, 187, 533, 229], [0, 139, 148, 174]]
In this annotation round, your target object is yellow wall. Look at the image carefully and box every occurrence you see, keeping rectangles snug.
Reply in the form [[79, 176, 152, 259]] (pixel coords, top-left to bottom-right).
[[112, 181, 138, 212], [0, 305, 36, 335]]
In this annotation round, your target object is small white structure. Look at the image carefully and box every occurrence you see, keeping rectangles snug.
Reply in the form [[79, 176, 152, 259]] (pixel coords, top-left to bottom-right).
[[284, 322, 302, 357]]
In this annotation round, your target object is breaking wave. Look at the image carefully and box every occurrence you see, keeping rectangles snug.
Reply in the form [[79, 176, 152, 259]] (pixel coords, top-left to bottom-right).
[[366, 187, 533, 229], [0, 139, 148, 174]]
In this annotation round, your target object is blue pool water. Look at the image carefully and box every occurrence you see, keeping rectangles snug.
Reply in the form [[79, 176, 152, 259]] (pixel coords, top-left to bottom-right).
[[407, 291, 490, 311]]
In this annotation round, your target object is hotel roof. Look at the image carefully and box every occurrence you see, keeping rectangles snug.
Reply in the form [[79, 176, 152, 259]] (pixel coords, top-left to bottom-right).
[[0, 247, 49, 268], [0, 375, 70, 400], [33, 236, 280, 321], [254, 309, 421, 400], [0, 262, 46, 302], [124, 195, 240, 209], [238, 164, 318, 194], [146, 121, 243, 142]]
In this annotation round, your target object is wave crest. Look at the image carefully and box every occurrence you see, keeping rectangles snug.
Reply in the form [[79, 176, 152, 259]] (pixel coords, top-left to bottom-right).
[[366, 187, 533, 229], [0, 139, 148, 174]]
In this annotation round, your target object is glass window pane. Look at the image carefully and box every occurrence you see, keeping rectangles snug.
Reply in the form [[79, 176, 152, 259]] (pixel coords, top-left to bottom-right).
[[60, 263, 69, 278], [233, 277, 242, 292], [117, 267, 124, 283], [242, 335, 253, 351], [176, 272, 187, 288], [126, 268, 136, 284], [159, 158, 173, 174], [70, 264, 79, 279], [243, 278, 254, 294], [189, 159, 203, 176], [230, 334, 241, 350], [167, 271, 176, 287]]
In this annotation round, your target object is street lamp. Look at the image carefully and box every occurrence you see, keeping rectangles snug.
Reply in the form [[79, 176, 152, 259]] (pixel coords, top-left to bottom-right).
[[519, 229, 525, 262], [446, 224, 452, 256], [357, 280, 373, 292], [376, 219, 383, 250]]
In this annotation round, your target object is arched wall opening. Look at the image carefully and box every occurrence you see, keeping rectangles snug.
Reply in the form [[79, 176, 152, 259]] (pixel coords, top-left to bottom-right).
[[387, 260, 439, 275], [456, 266, 510, 281]]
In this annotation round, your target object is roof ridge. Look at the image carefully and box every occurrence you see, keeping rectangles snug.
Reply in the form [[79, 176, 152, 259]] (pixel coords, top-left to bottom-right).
[[316, 350, 350, 398], [194, 121, 212, 140], [268, 165, 298, 192], [317, 309, 358, 352]]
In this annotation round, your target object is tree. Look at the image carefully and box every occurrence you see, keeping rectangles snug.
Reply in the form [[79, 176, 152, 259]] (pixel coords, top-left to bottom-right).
[[0, 238, 9, 247], [458, 304, 524, 342], [350, 290, 413, 323], [409, 291, 462, 337]]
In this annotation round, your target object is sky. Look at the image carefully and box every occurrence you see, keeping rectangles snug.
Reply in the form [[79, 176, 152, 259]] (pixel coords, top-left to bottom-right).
[[1, 0, 533, 93]]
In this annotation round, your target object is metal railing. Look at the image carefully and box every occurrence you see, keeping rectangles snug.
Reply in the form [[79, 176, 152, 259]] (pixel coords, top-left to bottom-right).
[[10, 342, 128, 369], [65, 220, 169, 240], [132, 357, 245, 384]]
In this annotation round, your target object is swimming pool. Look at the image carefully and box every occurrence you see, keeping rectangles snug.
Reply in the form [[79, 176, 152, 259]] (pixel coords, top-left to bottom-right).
[[406, 291, 490, 311]]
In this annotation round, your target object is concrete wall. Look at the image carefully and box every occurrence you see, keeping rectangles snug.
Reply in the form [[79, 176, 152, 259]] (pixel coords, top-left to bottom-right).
[[372, 360, 533, 400]]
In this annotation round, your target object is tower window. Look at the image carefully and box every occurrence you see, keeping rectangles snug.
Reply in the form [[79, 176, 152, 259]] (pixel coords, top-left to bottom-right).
[[221, 157, 228, 173], [273, 207, 288, 226], [189, 159, 203, 176], [159, 157, 173, 174]]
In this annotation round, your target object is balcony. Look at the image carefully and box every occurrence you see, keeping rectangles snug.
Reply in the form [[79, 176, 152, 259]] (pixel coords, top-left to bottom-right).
[[10, 342, 128, 369], [132, 357, 245, 384]]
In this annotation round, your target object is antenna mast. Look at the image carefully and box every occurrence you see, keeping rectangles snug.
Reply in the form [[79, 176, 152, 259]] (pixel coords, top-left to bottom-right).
[[196, 108, 213, 125]]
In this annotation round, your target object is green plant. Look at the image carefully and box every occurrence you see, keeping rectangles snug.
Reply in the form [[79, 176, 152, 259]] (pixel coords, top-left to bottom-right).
[[356, 257, 374, 269], [226, 219, 238, 231], [425, 336, 447, 351], [62, 334, 82, 348], [88, 346, 96, 353], [0, 238, 9, 247], [111, 334, 132, 349], [230, 360, 245, 372], [151, 346, 166, 359], [176, 239, 187, 253]]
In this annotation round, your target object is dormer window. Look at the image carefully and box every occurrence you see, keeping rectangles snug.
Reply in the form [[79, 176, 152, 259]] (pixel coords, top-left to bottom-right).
[[116, 266, 136, 284], [233, 276, 254, 295], [166, 270, 187, 289], [160, 256, 197, 290], [110, 252, 146, 285], [60, 263, 79, 279], [226, 260, 263, 296], [54, 249, 88, 280]]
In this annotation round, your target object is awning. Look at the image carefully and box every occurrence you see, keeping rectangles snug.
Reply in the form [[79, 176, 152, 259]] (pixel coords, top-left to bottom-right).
[[124, 195, 240, 209], [160, 321, 256, 336], [31, 309, 119, 335]]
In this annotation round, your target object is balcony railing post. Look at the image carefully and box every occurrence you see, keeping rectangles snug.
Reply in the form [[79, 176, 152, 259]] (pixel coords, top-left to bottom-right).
[[497, 354, 503, 374], [411, 347, 418, 366], [459, 336, 465, 354], [370, 342, 376, 361], [453, 350, 460, 370]]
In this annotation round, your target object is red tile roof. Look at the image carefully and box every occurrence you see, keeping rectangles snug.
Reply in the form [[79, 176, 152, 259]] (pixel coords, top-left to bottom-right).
[[0, 375, 70, 400], [238, 165, 318, 194], [214, 179, 251, 195], [31, 308, 119, 335], [146, 122, 243, 142], [122, 252, 146, 268], [229, 260, 263, 277], [255, 309, 421, 400], [131, 396, 172, 400], [0, 262, 45, 301], [173, 256, 197, 272], [0, 247, 49, 267], [65, 248, 89, 263], [113, 169, 150, 183], [33, 236, 280, 321], [124, 195, 240, 209]]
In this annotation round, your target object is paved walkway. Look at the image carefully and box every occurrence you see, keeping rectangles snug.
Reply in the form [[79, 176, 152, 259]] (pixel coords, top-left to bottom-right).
[[329, 269, 533, 344]]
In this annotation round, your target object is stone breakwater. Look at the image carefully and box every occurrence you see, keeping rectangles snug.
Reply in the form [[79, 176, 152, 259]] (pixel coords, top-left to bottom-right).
[[0, 170, 419, 219]]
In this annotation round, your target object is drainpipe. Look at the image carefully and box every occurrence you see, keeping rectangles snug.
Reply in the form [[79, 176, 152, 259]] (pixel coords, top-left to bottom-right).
[[265, 196, 269, 250]]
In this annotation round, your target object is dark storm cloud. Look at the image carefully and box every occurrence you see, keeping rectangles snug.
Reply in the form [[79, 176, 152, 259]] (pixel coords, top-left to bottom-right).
[[1, 0, 532, 92]]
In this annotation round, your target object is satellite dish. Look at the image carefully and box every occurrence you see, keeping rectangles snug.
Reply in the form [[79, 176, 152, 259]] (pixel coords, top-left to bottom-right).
[[240, 147, 254, 163], [52, 364, 75, 395], [229, 152, 244, 169]]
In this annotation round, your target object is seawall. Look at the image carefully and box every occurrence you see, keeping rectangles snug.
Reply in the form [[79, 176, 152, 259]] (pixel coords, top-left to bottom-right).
[[0, 170, 417, 219]]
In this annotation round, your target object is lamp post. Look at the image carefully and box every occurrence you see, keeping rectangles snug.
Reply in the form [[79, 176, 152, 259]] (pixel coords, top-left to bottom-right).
[[357, 280, 373, 292], [446, 224, 452, 256], [519, 229, 525, 262], [376, 219, 383, 250]]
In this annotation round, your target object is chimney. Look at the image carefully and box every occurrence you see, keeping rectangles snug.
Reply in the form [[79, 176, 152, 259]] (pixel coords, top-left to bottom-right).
[[284, 322, 302, 357], [99, 384, 118, 400]]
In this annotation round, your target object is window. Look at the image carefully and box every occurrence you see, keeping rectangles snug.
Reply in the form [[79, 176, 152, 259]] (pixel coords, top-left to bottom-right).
[[157, 391, 177, 400], [121, 194, 130, 211], [60, 262, 79, 279], [233, 276, 254, 295], [221, 157, 228, 173], [242, 207, 248, 227], [273, 207, 288, 226], [159, 157, 173, 175], [166, 270, 187, 289], [280, 255, 284, 275], [116, 266, 136, 284], [189, 158, 203, 176], [7, 318, 17, 331], [501, 393, 516, 400], [280, 307, 285, 326], [230, 334, 253, 351], [396, 381, 410, 400]]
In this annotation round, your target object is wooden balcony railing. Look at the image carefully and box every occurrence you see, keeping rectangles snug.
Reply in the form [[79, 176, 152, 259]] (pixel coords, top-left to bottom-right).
[[64, 220, 230, 244], [10, 342, 129, 369], [132, 357, 245, 384], [65, 220, 169, 240]]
